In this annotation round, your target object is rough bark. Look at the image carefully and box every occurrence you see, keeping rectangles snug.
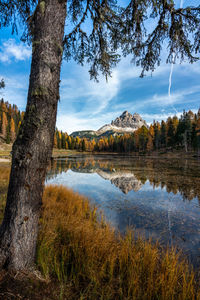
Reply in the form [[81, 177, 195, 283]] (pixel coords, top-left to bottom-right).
[[0, 0, 66, 271]]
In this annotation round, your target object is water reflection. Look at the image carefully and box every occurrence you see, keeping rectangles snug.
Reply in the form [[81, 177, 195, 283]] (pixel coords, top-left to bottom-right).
[[47, 155, 200, 201], [46, 154, 200, 267], [98, 171, 142, 193]]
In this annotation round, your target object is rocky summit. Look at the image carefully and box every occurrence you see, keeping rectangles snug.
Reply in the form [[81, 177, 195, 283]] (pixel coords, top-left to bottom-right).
[[96, 111, 148, 135], [71, 111, 148, 138], [111, 111, 147, 129]]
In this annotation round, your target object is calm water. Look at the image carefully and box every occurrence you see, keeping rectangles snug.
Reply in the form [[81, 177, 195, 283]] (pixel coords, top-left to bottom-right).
[[46, 154, 200, 267]]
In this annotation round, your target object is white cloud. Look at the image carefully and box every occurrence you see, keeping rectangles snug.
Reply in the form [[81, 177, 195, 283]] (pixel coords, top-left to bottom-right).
[[60, 57, 170, 118], [114, 84, 200, 113], [60, 55, 200, 118], [0, 74, 28, 110], [145, 85, 200, 106], [56, 114, 89, 134], [0, 39, 31, 63], [143, 109, 198, 125], [60, 65, 120, 116], [0, 36, 199, 134], [56, 110, 122, 134], [59, 55, 200, 133]]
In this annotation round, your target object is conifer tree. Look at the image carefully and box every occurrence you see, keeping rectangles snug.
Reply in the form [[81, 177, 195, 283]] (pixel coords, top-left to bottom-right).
[[147, 134, 153, 152], [10, 117, 16, 142], [160, 121, 167, 148], [53, 132, 57, 148], [82, 139, 86, 152], [0, 79, 5, 89], [61, 131, 66, 149], [6, 123, 10, 144], [1, 111, 8, 139], [153, 122, 161, 150], [56, 130, 62, 149], [196, 117, 200, 155], [167, 118, 176, 147], [138, 126, 148, 151], [67, 136, 72, 149]]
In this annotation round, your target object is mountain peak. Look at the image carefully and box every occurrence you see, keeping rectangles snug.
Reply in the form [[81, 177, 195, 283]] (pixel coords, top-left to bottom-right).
[[71, 111, 148, 137], [111, 111, 146, 129], [121, 110, 130, 116]]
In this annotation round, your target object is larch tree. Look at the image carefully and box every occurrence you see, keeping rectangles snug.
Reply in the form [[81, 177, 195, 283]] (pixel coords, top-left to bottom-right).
[[1, 111, 8, 139], [0, 79, 5, 89], [147, 133, 154, 152], [0, 0, 199, 272], [10, 117, 16, 142], [53, 132, 57, 148], [196, 116, 200, 155]]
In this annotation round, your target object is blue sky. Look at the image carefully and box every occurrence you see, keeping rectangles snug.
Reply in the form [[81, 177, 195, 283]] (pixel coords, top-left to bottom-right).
[[0, 1, 200, 134]]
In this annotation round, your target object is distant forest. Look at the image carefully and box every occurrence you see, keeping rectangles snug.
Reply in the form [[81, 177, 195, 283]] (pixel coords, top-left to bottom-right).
[[1, 99, 200, 153], [0, 99, 23, 144], [55, 109, 200, 153]]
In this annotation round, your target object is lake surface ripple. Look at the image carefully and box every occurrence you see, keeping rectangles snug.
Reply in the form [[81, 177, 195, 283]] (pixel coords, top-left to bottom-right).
[[46, 154, 200, 267]]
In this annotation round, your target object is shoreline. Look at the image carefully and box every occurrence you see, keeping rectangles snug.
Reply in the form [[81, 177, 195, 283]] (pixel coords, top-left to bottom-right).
[[0, 148, 199, 161], [0, 157, 11, 163], [52, 149, 200, 159]]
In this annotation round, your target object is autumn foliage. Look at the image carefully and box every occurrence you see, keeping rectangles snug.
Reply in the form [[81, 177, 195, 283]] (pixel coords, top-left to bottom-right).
[[1, 99, 200, 154], [54, 109, 200, 153], [0, 99, 23, 143]]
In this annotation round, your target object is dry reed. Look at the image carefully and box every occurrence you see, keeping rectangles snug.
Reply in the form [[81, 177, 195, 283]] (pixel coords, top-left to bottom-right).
[[37, 185, 200, 300], [0, 165, 10, 223]]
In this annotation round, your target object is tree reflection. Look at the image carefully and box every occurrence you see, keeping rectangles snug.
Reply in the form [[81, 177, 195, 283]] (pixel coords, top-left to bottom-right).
[[46, 156, 200, 202]]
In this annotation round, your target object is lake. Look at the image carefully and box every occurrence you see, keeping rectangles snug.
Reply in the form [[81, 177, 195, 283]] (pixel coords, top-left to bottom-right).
[[46, 154, 200, 267]]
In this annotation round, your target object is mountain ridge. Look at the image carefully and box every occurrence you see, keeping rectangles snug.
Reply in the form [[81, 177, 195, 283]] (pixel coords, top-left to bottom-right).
[[71, 111, 148, 138]]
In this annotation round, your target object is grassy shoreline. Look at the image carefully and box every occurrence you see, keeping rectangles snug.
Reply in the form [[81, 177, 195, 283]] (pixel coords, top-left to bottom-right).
[[0, 173, 199, 298], [37, 185, 200, 299], [0, 160, 200, 298], [0, 142, 199, 160], [53, 148, 200, 159]]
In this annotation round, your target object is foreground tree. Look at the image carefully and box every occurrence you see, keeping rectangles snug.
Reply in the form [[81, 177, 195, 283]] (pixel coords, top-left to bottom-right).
[[0, 0, 199, 272]]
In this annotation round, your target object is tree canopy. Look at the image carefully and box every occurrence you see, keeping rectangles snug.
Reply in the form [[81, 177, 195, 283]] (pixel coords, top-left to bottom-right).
[[0, 0, 199, 79], [0, 78, 5, 89]]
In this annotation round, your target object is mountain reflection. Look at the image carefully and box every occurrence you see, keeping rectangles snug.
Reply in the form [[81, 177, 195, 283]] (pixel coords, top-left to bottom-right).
[[97, 171, 142, 193], [46, 155, 200, 201]]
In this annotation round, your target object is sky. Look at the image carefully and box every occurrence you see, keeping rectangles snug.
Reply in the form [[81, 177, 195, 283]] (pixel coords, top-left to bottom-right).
[[0, 1, 200, 134]]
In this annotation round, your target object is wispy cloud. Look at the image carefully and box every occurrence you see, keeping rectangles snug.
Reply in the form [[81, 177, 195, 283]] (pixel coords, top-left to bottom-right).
[[0, 39, 31, 63], [60, 58, 171, 117], [59, 56, 200, 133], [143, 109, 198, 125], [56, 109, 122, 134], [114, 84, 200, 112], [0, 74, 28, 109], [60, 64, 120, 115], [60, 56, 200, 117], [0, 35, 199, 134], [145, 85, 200, 107]]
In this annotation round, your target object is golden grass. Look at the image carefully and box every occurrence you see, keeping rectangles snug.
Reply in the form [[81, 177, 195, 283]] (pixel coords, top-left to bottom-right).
[[0, 165, 10, 224], [38, 185, 200, 300], [52, 149, 80, 157]]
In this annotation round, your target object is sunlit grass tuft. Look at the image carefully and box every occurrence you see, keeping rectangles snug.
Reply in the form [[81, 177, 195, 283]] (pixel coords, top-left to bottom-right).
[[38, 185, 200, 300], [0, 165, 10, 224]]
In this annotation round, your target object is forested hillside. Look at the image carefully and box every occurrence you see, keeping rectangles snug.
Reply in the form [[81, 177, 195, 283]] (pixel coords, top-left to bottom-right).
[[55, 109, 200, 153], [1, 99, 199, 154], [0, 99, 23, 144]]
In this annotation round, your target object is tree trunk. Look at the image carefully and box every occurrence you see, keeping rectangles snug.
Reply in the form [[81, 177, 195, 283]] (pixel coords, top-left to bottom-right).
[[0, 0, 66, 271]]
